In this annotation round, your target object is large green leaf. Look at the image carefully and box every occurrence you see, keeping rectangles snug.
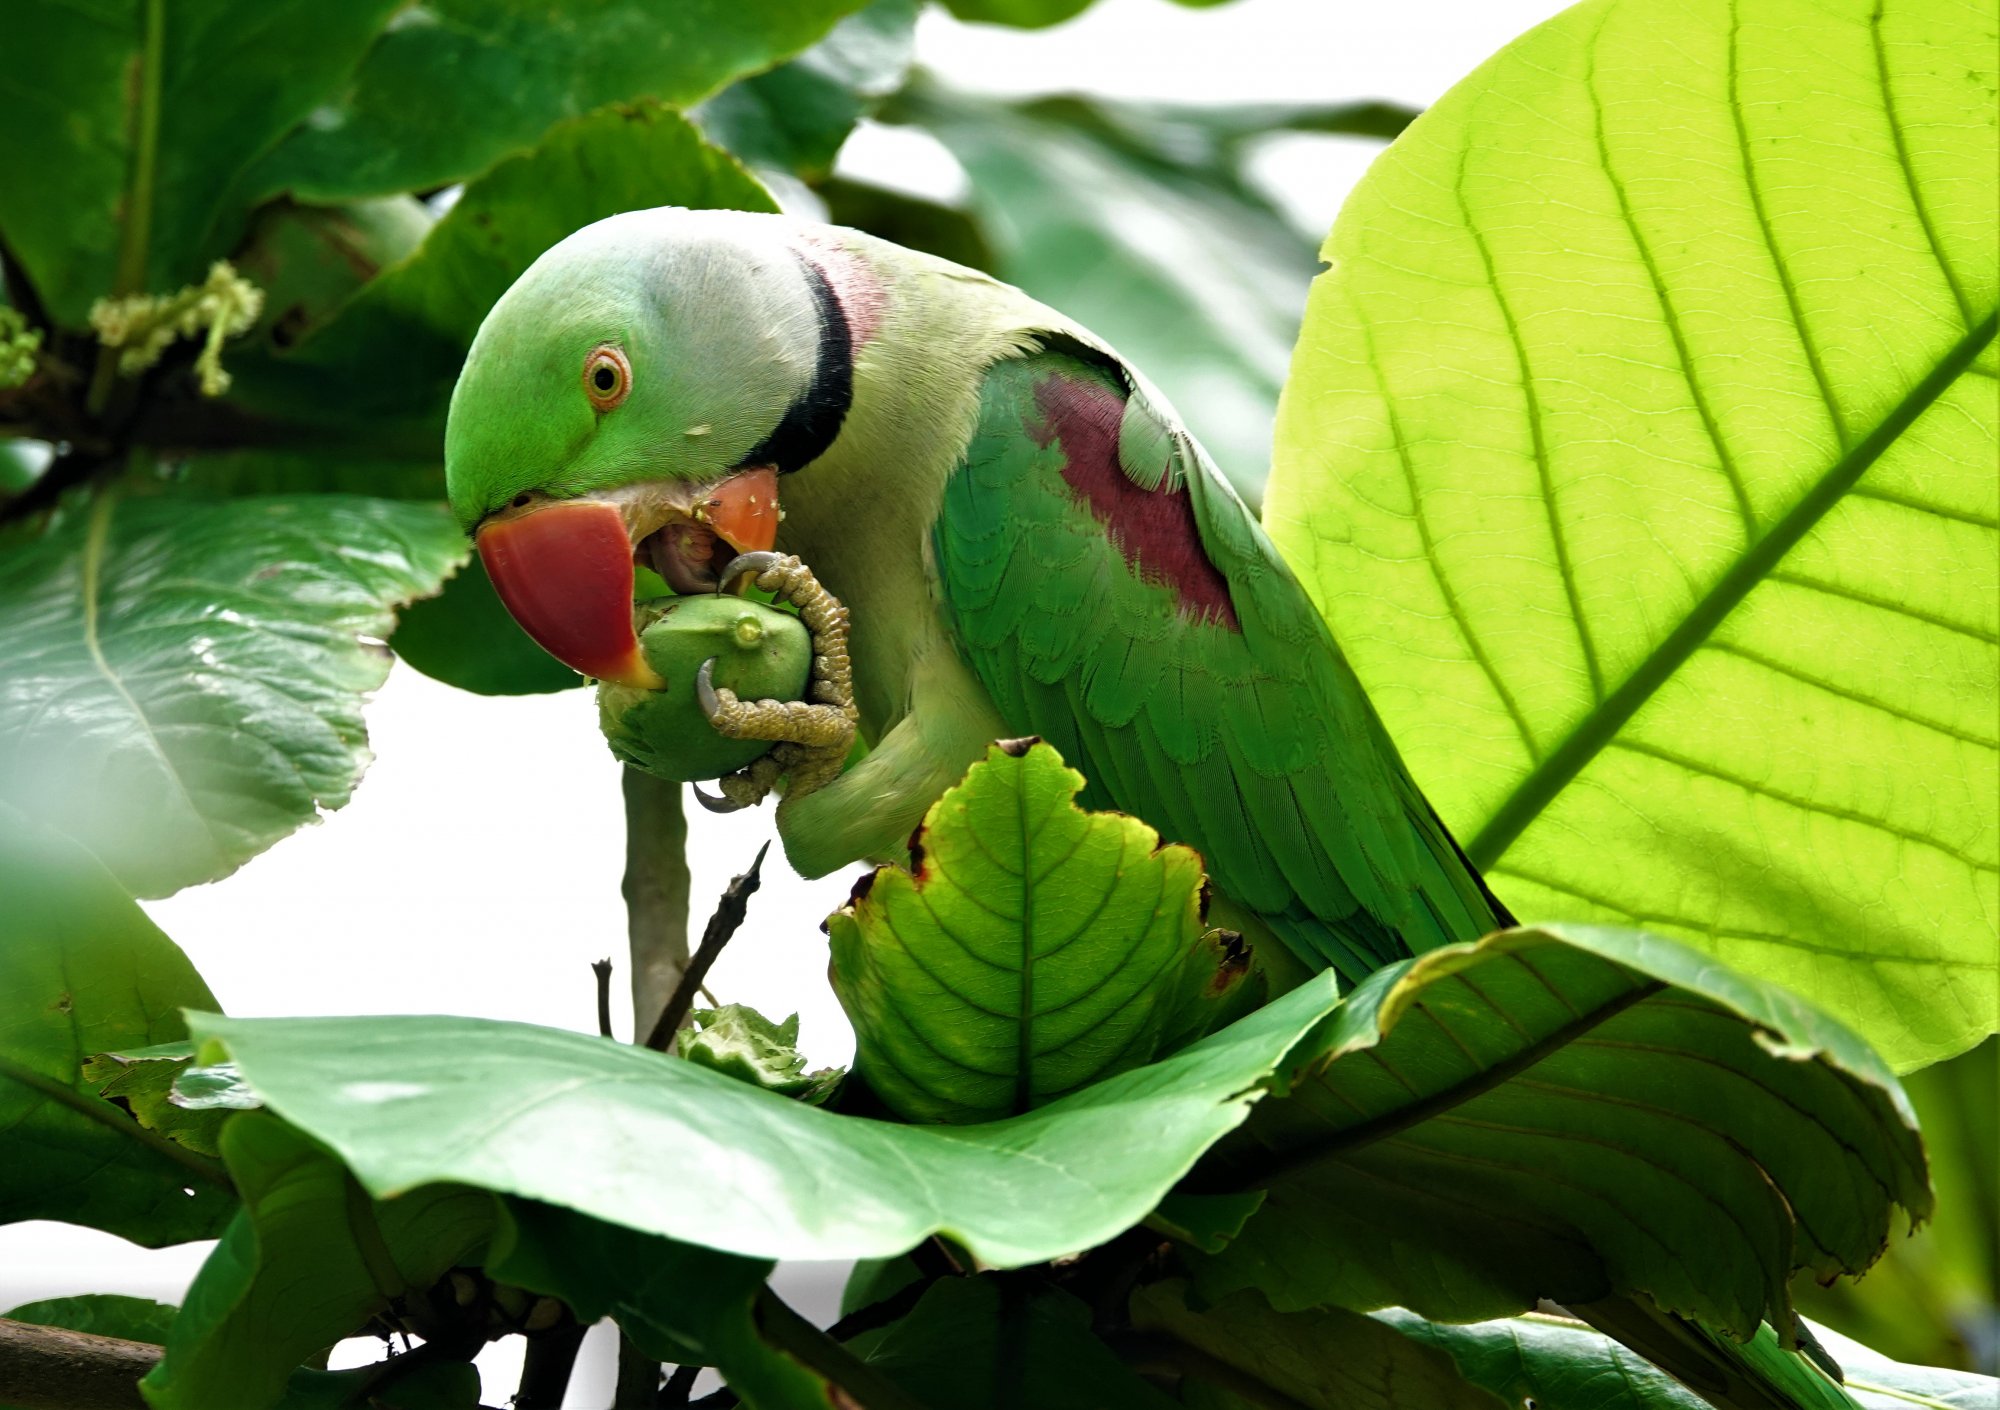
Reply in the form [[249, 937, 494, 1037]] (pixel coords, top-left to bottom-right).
[[1264, 0, 1998, 1070], [0, 0, 399, 325], [697, 0, 919, 181], [828, 740, 1258, 1122], [187, 972, 1344, 1268], [852, 1277, 1180, 1410], [1195, 925, 1930, 1347], [238, 0, 867, 206], [1128, 1282, 1507, 1410], [145, 1114, 492, 1410], [0, 493, 463, 896], [0, 808, 234, 1245], [230, 103, 776, 444], [896, 86, 1413, 501]]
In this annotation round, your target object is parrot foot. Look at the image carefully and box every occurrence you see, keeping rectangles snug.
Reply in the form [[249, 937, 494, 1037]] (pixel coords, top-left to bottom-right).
[[698, 552, 859, 806]]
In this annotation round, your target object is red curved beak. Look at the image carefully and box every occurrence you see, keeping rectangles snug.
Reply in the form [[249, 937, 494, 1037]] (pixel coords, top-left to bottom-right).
[[474, 467, 784, 690], [477, 500, 665, 689]]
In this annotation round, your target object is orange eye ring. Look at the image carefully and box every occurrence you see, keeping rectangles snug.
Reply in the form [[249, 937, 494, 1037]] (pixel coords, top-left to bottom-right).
[[583, 344, 632, 411]]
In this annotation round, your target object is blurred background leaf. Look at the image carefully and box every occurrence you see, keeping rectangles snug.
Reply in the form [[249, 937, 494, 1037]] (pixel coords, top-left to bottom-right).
[[1796, 1037, 1998, 1374], [0, 0, 402, 324], [878, 83, 1418, 502], [235, 0, 871, 205]]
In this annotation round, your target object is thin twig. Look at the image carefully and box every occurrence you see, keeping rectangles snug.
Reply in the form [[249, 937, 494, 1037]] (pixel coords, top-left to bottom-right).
[[592, 958, 615, 1039], [0, 1054, 232, 1192], [643, 842, 770, 1052]]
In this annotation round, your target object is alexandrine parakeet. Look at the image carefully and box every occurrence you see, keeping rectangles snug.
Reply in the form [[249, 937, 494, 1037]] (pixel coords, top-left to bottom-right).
[[444, 207, 1509, 980], [443, 209, 1860, 1410]]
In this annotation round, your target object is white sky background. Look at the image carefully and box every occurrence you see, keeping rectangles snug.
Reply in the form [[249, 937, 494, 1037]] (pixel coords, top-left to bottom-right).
[[3, 0, 1575, 1399]]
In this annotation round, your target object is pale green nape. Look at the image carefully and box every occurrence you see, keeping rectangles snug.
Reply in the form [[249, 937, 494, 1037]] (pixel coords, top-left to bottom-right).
[[444, 208, 822, 530]]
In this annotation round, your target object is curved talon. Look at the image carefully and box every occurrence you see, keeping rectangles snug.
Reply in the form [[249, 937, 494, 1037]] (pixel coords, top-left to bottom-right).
[[717, 550, 784, 595], [695, 657, 722, 720], [691, 780, 744, 814]]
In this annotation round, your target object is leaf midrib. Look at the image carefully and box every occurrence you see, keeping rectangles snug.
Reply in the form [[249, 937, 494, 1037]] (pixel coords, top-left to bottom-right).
[[1466, 310, 2000, 872], [79, 495, 222, 862]]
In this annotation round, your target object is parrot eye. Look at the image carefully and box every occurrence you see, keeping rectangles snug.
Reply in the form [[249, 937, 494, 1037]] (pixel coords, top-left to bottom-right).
[[582, 344, 632, 411]]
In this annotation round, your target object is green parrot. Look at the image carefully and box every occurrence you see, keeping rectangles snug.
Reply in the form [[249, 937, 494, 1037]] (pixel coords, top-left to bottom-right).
[[444, 209, 1861, 1410], [445, 206, 1509, 981]]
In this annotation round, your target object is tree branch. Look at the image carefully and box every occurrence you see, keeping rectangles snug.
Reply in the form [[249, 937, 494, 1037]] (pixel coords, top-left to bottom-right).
[[643, 841, 769, 1053], [623, 767, 692, 1044], [0, 1319, 159, 1410]]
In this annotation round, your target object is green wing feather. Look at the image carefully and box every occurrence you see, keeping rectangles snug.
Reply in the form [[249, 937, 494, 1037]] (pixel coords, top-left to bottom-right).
[[932, 346, 1509, 978]]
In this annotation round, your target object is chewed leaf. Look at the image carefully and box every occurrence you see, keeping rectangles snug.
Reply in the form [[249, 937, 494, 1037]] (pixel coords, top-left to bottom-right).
[[681, 1005, 843, 1105], [829, 739, 1261, 1122]]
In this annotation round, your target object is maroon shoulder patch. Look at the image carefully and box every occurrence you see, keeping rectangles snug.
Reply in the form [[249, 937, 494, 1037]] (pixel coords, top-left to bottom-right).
[[1030, 372, 1240, 631]]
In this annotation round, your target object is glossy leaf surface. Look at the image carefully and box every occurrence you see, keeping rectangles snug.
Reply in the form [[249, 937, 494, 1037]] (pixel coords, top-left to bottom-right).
[[1265, 0, 1999, 1070], [897, 86, 1410, 501], [828, 741, 1254, 1122], [1199, 925, 1931, 1341], [0, 494, 464, 896], [188, 972, 1344, 1267], [0, 809, 233, 1245]]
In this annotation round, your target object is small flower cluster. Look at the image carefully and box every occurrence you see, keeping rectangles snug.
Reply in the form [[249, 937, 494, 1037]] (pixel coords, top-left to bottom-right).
[[89, 261, 264, 397], [0, 306, 42, 391]]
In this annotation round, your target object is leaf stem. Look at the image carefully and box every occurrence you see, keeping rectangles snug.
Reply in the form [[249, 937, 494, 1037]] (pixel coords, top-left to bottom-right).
[[0, 1053, 231, 1192]]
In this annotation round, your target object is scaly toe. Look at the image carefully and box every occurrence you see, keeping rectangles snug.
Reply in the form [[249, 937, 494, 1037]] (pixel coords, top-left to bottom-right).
[[718, 551, 785, 595]]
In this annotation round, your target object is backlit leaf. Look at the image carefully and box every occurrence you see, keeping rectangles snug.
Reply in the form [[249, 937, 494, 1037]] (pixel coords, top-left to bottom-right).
[[1265, 0, 1999, 1071], [828, 740, 1259, 1122]]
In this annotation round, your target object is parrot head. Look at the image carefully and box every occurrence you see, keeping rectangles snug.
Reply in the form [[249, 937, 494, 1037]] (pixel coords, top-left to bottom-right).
[[444, 208, 854, 688]]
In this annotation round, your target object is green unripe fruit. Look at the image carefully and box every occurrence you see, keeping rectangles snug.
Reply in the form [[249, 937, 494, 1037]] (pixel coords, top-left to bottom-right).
[[598, 596, 812, 782]]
